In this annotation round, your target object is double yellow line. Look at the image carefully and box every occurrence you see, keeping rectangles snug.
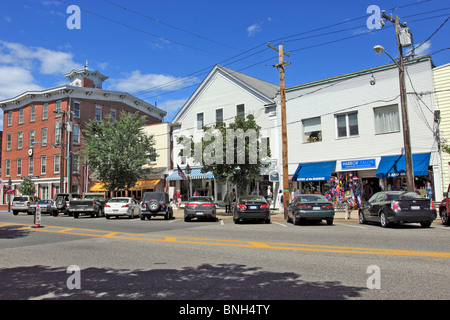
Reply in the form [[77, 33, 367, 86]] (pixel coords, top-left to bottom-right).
[[2, 222, 450, 258]]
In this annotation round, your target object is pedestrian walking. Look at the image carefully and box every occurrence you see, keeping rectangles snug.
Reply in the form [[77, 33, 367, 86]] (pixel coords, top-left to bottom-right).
[[176, 190, 181, 209], [267, 186, 273, 206], [277, 190, 284, 214], [224, 191, 232, 214]]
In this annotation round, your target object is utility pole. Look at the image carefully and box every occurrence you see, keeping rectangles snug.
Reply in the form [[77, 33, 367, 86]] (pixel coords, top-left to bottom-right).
[[381, 12, 415, 192], [268, 42, 291, 219]]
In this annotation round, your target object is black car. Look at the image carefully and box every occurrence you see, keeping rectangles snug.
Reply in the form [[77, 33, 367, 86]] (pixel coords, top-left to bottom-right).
[[232, 195, 270, 224], [359, 191, 436, 228], [140, 192, 173, 220], [287, 194, 335, 225]]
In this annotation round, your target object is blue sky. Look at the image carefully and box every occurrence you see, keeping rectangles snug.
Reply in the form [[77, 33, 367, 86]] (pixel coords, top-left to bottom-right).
[[0, 0, 449, 125]]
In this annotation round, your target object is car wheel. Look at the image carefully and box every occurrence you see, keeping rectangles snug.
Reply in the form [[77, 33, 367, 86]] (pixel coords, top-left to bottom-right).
[[292, 214, 299, 225], [265, 218, 271, 224], [140, 215, 145, 221], [359, 210, 367, 224], [441, 209, 449, 226], [380, 212, 389, 228], [13, 210, 18, 216], [74, 212, 79, 219], [326, 218, 333, 225], [52, 211, 58, 217], [106, 215, 110, 220], [184, 217, 191, 222]]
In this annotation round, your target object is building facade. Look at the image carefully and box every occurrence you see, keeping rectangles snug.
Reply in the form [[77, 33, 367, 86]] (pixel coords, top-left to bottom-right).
[[169, 64, 279, 202], [0, 67, 166, 203], [276, 56, 441, 205]]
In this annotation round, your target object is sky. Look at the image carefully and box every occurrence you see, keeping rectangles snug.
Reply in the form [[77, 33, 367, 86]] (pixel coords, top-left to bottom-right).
[[0, 0, 449, 126]]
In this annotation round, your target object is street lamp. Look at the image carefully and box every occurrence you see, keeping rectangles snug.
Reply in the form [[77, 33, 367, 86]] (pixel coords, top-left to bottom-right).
[[185, 164, 192, 198], [373, 44, 414, 192]]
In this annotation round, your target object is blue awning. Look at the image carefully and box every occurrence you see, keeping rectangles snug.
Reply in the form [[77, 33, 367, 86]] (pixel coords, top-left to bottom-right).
[[375, 153, 431, 178], [291, 161, 336, 182], [166, 168, 214, 180]]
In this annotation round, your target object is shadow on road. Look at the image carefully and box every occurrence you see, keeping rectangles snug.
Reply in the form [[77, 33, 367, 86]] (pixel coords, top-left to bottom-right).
[[0, 225, 32, 239], [0, 263, 366, 300]]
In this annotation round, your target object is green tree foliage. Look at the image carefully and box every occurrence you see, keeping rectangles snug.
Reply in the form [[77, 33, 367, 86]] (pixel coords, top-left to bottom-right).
[[178, 114, 270, 195], [19, 177, 36, 196], [83, 111, 157, 195]]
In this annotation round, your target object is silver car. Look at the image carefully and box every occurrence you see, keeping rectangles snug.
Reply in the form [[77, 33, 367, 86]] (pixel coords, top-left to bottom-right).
[[184, 196, 216, 222]]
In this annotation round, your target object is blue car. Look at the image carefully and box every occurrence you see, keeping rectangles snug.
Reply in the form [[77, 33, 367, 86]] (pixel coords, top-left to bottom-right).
[[287, 194, 335, 225]]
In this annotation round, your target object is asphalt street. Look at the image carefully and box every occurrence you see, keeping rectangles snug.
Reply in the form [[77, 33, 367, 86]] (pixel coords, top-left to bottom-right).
[[0, 208, 449, 303]]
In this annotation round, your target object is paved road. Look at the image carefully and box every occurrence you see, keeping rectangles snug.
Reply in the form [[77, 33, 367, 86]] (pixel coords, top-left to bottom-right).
[[0, 209, 449, 302]]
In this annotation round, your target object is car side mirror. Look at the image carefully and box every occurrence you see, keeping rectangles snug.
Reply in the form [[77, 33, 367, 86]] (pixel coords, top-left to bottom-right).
[[444, 192, 448, 198]]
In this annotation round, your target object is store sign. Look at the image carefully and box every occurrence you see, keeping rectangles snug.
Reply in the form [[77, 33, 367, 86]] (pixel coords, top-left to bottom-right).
[[341, 159, 376, 170]]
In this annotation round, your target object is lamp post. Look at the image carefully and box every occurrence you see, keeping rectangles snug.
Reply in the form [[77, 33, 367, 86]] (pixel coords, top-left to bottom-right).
[[7, 178, 12, 212], [185, 164, 192, 198], [373, 44, 414, 192]]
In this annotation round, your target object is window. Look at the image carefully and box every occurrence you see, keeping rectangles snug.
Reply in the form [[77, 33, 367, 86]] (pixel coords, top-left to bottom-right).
[[54, 154, 60, 173], [197, 112, 204, 130], [28, 157, 34, 176], [42, 128, 48, 146], [41, 156, 47, 175], [374, 105, 400, 134], [72, 155, 79, 173], [18, 108, 24, 124], [43, 103, 48, 120], [30, 105, 36, 122], [110, 109, 116, 123], [95, 106, 102, 122], [216, 108, 223, 123], [73, 102, 80, 118], [336, 112, 359, 138], [29, 129, 35, 147], [55, 122, 61, 145], [73, 125, 80, 144], [17, 132, 23, 150], [7, 111, 12, 126], [17, 158, 22, 176], [6, 134, 11, 151], [5, 159, 11, 177], [55, 100, 61, 114], [236, 104, 245, 118], [148, 147, 157, 164], [303, 117, 322, 143]]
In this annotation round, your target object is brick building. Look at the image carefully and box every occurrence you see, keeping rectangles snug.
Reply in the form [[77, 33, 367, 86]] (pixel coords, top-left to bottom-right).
[[0, 66, 166, 204]]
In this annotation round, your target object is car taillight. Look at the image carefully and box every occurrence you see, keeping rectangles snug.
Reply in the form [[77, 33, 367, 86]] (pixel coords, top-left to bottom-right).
[[431, 200, 435, 210], [321, 205, 334, 209], [27, 202, 30, 207], [260, 204, 269, 209], [201, 203, 215, 207], [237, 204, 247, 209], [122, 204, 129, 208], [142, 203, 147, 209], [297, 205, 311, 209], [391, 201, 401, 210], [186, 202, 198, 208], [105, 204, 111, 208]]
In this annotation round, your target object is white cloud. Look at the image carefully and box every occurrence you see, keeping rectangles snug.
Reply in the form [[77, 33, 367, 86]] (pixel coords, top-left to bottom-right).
[[0, 66, 43, 100], [0, 40, 82, 75], [158, 98, 188, 122], [246, 17, 272, 37], [109, 70, 199, 93]]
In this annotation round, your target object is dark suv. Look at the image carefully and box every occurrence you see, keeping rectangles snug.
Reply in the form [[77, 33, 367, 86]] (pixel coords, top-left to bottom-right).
[[140, 192, 173, 220]]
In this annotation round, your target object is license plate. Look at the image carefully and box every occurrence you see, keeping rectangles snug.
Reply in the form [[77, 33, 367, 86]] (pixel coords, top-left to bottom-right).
[[313, 207, 321, 210], [113, 209, 118, 213], [196, 212, 204, 215], [249, 206, 257, 210], [411, 206, 420, 210]]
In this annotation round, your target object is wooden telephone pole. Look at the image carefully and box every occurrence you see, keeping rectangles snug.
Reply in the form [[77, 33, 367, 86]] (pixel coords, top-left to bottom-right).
[[268, 42, 291, 219], [381, 12, 414, 192]]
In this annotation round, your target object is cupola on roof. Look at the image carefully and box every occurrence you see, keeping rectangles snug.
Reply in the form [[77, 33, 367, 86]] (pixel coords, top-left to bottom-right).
[[64, 61, 109, 89]]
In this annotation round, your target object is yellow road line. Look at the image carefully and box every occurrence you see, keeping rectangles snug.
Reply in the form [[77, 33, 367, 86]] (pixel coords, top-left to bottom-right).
[[2, 222, 450, 258]]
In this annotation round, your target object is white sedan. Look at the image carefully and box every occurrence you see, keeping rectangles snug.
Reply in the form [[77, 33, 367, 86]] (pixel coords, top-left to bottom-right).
[[104, 197, 141, 219]]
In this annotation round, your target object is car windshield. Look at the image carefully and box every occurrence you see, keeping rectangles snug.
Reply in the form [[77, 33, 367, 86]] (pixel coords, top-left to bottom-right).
[[387, 192, 424, 200], [108, 198, 130, 203], [188, 197, 213, 202], [38, 200, 52, 204], [13, 197, 28, 201], [84, 194, 103, 200], [297, 195, 328, 202], [239, 196, 266, 203], [143, 193, 164, 202]]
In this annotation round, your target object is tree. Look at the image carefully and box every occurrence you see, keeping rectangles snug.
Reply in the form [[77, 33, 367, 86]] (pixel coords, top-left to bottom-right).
[[19, 177, 36, 196], [83, 111, 157, 196], [178, 114, 270, 195]]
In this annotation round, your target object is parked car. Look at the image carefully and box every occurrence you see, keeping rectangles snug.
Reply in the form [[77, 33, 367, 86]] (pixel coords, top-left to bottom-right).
[[69, 192, 107, 219], [184, 196, 216, 222], [359, 191, 436, 228], [232, 195, 270, 224], [105, 197, 141, 219], [11, 195, 39, 215], [287, 194, 335, 225], [140, 192, 173, 220], [29, 199, 56, 215], [438, 185, 450, 225], [53, 193, 82, 217]]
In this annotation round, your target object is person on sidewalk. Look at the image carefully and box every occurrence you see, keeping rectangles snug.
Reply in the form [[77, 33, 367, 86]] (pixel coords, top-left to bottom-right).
[[277, 190, 284, 214], [224, 191, 232, 214]]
